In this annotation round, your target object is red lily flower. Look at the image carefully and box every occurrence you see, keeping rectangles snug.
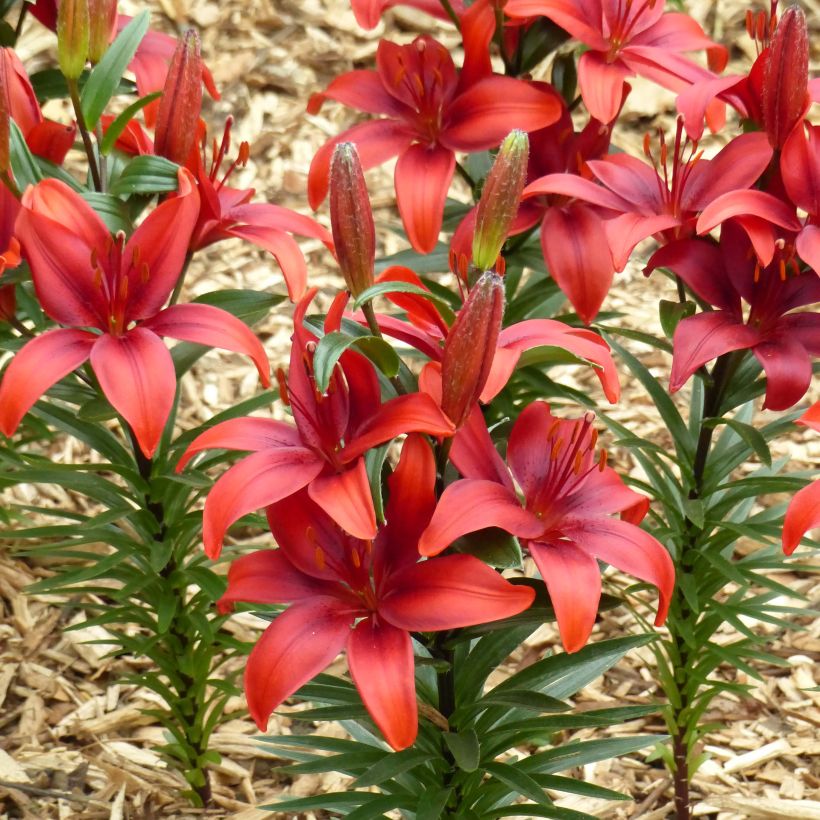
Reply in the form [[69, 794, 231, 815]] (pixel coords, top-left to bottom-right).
[[307, 35, 561, 253], [177, 289, 454, 557], [187, 119, 333, 301], [218, 435, 534, 749], [366, 266, 621, 405], [0, 170, 270, 456], [525, 118, 773, 282], [504, 0, 727, 125], [0, 48, 75, 164], [647, 224, 820, 411], [349, 0, 464, 29], [419, 402, 674, 652], [783, 403, 820, 555]]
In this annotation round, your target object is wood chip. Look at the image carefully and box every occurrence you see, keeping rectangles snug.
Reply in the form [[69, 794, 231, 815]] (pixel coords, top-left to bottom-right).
[[723, 739, 792, 773]]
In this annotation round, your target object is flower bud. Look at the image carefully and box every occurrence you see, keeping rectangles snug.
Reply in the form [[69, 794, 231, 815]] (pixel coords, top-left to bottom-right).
[[87, 0, 118, 63], [154, 30, 204, 166], [472, 130, 528, 272], [762, 5, 808, 149], [330, 143, 375, 297], [57, 0, 89, 81], [441, 271, 505, 428]]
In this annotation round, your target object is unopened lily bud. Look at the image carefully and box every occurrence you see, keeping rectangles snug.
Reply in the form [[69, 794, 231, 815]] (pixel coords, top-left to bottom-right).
[[330, 143, 375, 297], [57, 0, 89, 81], [154, 30, 203, 165], [441, 270, 505, 428], [472, 130, 528, 272], [762, 5, 808, 149], [87, 0, 118, 63]]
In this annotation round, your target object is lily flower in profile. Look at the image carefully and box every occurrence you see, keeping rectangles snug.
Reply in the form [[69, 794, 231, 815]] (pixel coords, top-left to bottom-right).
[[218, 435, 535, 750], [0, 170, 270, 457], [783, 403, 820, 555], [307, 35, 561, 252], [647, 223, 820, 411], [419, 402, 674, 653], [178, 289, 454, 557], [504, 0, 727, 125]]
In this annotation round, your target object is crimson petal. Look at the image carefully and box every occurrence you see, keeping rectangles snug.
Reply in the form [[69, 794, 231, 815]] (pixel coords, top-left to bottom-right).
[[244, 600, 353, 731], [144, 303, 270, 386], [90, 328, 176, 459], [308, 458, 377, 540], [783, 479, 820, 556], [348, 618, 417, 751], [577, 51, 632, 125], [753, 336, 813, 411], [0, 329, 95, 436]]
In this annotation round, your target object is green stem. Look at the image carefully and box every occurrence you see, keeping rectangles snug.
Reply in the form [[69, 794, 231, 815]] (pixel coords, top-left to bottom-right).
[[14, 1, 28, 41], [67, 80, 103, 191], [455, 161, 476, 191], [361, 300, 406, 395], [94, 122, 107, 193], [438, 0, 461, 29], [1, 171, 21, 200], [7, 315, 34, 337], [168, 253, 194, 307], [435, 436, 454, 496]]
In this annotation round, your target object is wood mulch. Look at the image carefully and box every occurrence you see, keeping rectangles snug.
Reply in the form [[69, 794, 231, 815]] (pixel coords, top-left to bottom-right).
[[1, 0, 818, 817]]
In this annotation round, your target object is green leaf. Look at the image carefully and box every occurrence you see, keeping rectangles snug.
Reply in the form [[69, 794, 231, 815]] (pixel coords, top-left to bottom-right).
[[658, 299, 696, 338], [192, 289, 286, 325], [29, 67, 136, 101], [443, 729, 480, 772], [109, 155, 180, 196], [100, 91, 162, 155], [416, 787, 452, 820], [703, 417, 771, 467], [352, 280, 453, 314], [452, 527, 523, 568], [479, 690, 569, 713], [484, 761, 552, 807], [352, 748, 430, 787], [9, 120, 43, 189], [520, 735, 665, 776], [80, 11, 150, 128], [312, 332, 400, 393], [81, 192, 133, 234], [365, 444, 390, 525]]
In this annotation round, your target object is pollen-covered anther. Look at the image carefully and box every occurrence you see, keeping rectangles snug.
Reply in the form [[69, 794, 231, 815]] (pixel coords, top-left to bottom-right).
[[275, 367, 290, 405], [140, 262, 150, 284], [314, 545, 326, 571], [350, 547, 361, 569], [598, 449, 608, 471]]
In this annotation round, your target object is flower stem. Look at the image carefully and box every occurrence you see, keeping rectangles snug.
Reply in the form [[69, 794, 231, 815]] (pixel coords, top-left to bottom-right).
[[67, 79, 103, 191], [94, 122, 107, 193], [169, 252, 194, 307], [361, 300, 406, 395], [438, 0, 461, 30]]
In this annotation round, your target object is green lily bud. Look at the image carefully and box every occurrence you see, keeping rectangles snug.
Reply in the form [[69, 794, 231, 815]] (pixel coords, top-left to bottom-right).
[[330, 143, 376, 297], [57, 0, 90, 81], [472, 130, 529, 272]]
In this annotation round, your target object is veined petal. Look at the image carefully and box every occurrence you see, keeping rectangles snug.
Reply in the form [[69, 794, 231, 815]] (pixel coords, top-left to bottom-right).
[[563, 517, 674, 626], [380, 554, 535, 631], [754, 336, 812, 411], [14, 205, 107, 328], [781, 123, 820, 216], [523, 173, 633, 212], [311, 69, 411, 117], [782, 479, 820, 556], [245, 600, 354, 731], [562, 465, 651, 519], [90, 328, 176, 458], [144, 303, 270, 386], [677, 74, 744, 141], [177, 416, 303, 471], [308, 458, 377, 540], [796, 225, 820, 275], [348, 618, 416, 751], [202, 447, 323, 558], [529, 540, 601, 653], [442, 78, 561, 152], [541, 204, 614, 325], [0, 329, 95, 436], [450, 405, 515, 491], [419, 479, 544, 557], [603, 212, 681, 272], [696, 190, 801, 237], [230, 201, 333, 246], [586, 154, 664, 212], [217, 549, 344, 613], [224, 223, 307, 302], [670, 312, 759, 393], [504, 0, 609, 50], [124, 168, 200, 320], [577, 51, 632, 125], [343, 392, 454, 463], [394, 143, 455, 253], [308, 119, 413, 209]]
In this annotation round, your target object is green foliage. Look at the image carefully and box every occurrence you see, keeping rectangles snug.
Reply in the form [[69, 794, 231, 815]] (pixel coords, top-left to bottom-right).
[[258, 635, 664, 818]]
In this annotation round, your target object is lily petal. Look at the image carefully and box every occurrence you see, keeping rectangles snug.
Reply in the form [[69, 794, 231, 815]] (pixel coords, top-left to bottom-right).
[[245, 600, 354, 731], [202, 447, 323, 558], [529, 540, 602, 653], [348, 618, 416, 751], [90, 328, 176, 459], [144, 303, 270, 386], [394, 143, 455, 253], [782, 479, 820, 556], [0, 328, 95, 436], [754, 336, 812, 411], [308, 458, 377, 540], [419, 478, 544, 557], [577, 51, 632, 125], [379, 554, 535, 631]]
